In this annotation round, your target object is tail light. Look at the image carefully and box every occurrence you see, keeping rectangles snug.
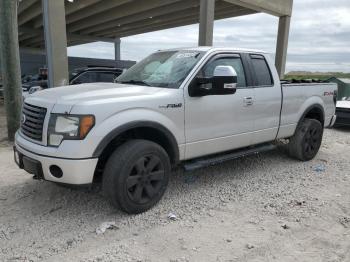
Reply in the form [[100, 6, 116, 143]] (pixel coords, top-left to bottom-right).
[[333, 90, 338, 105]]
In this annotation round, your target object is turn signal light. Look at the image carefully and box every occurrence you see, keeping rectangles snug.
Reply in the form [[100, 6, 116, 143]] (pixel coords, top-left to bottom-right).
[[79, 115, 95, 139]]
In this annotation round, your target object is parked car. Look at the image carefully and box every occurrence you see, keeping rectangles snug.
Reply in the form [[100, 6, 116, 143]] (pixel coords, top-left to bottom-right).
[[22, 69, 48, 93], [14, 47, 337, 214], [335, 98, 350, 126], [24, 67, 124, 95], [69, 67, 124, 85]]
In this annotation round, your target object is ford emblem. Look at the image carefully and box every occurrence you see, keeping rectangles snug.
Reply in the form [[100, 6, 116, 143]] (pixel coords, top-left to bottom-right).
[[21, 114, 26, 125]]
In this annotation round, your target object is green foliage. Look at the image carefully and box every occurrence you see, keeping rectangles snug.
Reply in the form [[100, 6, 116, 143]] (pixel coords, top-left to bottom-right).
[[285, 72, 350, 81]]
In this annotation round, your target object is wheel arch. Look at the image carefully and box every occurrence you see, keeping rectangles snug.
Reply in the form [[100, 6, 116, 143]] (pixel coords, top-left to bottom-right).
[[298, 104, 325, 128], [92, 121, 180, 180]]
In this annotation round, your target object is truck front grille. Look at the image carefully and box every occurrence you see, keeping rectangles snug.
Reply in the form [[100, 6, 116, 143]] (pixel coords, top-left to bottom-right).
[[21, 103, 47, 142]]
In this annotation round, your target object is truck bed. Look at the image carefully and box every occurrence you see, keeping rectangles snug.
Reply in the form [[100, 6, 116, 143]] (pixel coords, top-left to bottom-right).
[[278, 81, 337, 139]]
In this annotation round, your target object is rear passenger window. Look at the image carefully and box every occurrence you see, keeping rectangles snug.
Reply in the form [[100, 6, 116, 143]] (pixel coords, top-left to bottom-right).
[[250, 55, 273, 86]]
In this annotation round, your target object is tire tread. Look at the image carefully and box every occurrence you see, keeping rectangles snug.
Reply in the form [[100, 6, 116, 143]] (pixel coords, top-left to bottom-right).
[[102, 139, 170, 214]]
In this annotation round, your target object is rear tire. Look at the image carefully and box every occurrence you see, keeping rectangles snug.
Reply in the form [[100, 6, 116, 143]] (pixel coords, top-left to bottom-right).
[[102, 139, 171, 214], [287, 119, 323, 161]]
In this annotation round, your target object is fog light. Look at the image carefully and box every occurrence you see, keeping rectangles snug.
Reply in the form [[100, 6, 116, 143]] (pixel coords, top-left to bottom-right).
[[49, 165, 63, 178], [49, 134, 63, 146]]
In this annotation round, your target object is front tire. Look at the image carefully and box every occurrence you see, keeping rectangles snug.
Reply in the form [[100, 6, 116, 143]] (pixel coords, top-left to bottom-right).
[[102, 139, 171, 214], [287, 119, 323, 161]]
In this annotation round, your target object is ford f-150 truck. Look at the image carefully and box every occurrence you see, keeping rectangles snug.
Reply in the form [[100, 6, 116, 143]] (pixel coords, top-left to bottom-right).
[[14, 47, 337, 214]]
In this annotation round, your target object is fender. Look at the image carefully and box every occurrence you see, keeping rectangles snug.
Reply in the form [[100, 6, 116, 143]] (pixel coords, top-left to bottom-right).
[[92, 121, 179, 163], [297, 104, 325, 129]]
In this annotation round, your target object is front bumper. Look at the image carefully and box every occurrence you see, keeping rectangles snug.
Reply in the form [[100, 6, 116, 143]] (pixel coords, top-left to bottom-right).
[[14, 143, 98, 185]]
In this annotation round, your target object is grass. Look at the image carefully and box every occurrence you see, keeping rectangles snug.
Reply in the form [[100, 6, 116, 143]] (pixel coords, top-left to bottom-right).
[[284, 72, 350, 81]]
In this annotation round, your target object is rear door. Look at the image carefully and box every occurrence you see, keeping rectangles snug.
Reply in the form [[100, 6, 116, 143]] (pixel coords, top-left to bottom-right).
[[247, 54, 282, 144], [184, 53, 255, 159]]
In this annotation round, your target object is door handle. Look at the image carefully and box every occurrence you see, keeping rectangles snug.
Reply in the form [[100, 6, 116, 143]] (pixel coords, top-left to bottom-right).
[[243, 97, 253, 106]]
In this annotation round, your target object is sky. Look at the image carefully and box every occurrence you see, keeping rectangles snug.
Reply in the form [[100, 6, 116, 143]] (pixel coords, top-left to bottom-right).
[[68, 0, 350, 73]]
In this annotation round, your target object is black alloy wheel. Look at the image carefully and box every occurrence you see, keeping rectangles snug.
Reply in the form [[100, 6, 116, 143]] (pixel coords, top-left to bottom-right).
[[303, 125, 322, 158], [126, 155, 165, 205], [103, 139, 171, 214], [288, 119, 323, 161]]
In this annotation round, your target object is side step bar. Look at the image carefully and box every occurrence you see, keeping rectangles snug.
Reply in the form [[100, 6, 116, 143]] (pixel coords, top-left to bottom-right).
[[183, 143, 276, 172]]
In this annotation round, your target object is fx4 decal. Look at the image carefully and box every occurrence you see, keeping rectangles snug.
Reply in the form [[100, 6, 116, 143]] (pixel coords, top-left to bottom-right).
[[324, 91, 335, 96]]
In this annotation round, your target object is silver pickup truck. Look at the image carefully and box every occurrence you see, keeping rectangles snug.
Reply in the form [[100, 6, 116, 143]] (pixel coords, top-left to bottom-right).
[[14, 47, 337, 214]]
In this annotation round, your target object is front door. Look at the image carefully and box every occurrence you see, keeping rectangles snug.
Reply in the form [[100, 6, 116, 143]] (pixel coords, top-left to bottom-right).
[[184, 54, 255, 160]]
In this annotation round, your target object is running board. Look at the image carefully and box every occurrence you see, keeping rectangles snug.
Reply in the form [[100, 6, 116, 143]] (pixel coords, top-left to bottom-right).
[[183, 143, 276, 172]]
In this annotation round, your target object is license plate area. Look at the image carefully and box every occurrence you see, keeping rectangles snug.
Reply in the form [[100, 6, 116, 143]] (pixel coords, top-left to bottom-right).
[[14, 146, 44, 179]]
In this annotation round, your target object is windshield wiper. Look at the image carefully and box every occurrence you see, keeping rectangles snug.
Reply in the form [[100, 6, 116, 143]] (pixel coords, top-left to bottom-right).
[[119, 80, 151, 86]]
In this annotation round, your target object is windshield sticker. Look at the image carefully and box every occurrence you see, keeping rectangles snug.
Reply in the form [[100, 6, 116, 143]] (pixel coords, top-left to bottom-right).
[[176, 53, 199, 59]]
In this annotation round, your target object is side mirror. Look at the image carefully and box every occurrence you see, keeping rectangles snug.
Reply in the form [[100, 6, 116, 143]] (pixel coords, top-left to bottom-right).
[[189, 65, 238, 97], [212, 65, 237, 90]]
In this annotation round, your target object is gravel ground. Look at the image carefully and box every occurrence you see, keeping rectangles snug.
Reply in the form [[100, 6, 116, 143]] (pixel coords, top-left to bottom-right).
[[0, 103, 349, 262], [0, 101, 10, 147]]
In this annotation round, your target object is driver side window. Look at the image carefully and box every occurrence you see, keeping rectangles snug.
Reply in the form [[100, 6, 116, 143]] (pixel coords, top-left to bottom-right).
[[200, 57, 247, 88], [71, 72, 97, 84]]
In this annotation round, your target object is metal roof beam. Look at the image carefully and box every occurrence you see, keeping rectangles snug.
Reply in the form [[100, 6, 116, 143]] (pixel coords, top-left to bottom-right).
[[18, 26, 42, 41], [66, 0, 133, 24], [68, 0, 184, 33], [65, 0, 101, 15], [31, 0, 102, 28], [223, 0, 293, 16], [18, 1, 41, 25], [68, 34, 115, 43], [79, 0, 200, 35], [107, 9, 255, 38], [67, 40, 92, 47], [96, 3, 241, 37], [21, 6, 254, 47], [20, 30, 115, 47], [18, 0, 37, 15]]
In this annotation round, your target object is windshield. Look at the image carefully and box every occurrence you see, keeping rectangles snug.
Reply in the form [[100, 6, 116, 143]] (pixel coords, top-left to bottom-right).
[[116, 50, 204, 88]]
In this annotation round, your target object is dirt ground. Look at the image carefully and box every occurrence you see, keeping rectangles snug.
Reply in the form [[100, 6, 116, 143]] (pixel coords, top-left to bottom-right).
[[0, 102, 349, 262]]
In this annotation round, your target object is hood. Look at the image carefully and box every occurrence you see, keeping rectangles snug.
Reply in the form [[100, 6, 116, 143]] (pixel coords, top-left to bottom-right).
[[26, 82, 163, 106], [337, 100, 350, 109]]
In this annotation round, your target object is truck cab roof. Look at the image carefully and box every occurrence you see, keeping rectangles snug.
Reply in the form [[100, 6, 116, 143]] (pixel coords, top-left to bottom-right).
[[160, 46, 268, 54]]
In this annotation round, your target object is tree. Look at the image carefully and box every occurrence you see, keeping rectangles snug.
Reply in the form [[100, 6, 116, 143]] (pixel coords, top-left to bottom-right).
[[0, 0, 22, 141]]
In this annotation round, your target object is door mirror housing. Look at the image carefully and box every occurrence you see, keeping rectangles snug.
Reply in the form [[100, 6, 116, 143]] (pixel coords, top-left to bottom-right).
[[189, 65, 238, 97]]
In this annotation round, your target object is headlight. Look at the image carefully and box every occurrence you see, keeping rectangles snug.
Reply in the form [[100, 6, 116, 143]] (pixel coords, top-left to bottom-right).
[[48, 114, 95, 146]]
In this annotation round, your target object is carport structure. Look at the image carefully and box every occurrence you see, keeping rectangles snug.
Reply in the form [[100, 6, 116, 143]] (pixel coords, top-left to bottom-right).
[[18, 0, 293, 87]]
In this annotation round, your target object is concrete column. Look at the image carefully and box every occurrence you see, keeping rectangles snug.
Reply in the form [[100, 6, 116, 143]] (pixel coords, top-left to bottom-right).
[[0, 0, 22, 141], [115, 38, 121, 61], [42, 0, 69, 87], [275, 16, 291, 79], [198, 0, 215, 46]]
